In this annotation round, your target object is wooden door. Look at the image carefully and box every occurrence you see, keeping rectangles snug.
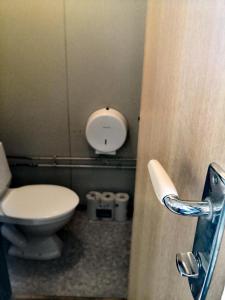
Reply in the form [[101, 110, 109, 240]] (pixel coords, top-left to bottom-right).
[[129, 1, 225, 299]]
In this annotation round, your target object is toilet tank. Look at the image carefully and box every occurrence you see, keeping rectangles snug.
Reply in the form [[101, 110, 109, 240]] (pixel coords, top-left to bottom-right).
[[0, 142, 12, 197]]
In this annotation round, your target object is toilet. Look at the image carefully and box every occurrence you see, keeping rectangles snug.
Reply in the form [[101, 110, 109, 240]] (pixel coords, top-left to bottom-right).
[[0, 142, 79, 260]]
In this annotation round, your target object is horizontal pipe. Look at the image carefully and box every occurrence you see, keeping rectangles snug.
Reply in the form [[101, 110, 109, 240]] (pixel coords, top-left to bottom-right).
[[37, 163, 135, 170], [8, 155, 136, 162], [8, 156, 136, 170], [31, 156, 136, 162]]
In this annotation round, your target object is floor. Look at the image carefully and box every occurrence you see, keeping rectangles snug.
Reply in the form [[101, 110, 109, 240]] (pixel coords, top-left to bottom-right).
[[7, 211, 131, 299]]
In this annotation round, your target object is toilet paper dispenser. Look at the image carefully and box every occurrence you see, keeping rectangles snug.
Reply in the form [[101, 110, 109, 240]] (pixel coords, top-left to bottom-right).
[[85, 108, 128, 155]]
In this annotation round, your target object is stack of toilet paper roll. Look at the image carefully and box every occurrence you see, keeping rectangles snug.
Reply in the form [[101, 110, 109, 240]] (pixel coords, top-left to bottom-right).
[[86, 191, 129, 222]]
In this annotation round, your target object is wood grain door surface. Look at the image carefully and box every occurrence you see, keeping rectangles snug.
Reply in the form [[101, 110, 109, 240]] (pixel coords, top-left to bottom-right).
[[129, 1, 225, 299]]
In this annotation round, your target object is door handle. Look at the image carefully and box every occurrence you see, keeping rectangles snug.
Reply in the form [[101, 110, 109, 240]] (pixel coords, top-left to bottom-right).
[[148, 160, 222, 218], [147, 160, 225, 300]]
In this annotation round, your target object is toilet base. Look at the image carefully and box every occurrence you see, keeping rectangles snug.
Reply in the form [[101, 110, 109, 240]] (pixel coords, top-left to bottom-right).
[[8, 234, 63, 260]]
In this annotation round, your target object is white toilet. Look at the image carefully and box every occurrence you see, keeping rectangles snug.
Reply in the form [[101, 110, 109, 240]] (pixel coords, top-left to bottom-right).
[[0, 142, 79, 260]]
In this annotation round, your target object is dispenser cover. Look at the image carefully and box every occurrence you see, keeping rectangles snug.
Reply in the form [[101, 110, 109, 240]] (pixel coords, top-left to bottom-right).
[[85, 108, 127, 154]]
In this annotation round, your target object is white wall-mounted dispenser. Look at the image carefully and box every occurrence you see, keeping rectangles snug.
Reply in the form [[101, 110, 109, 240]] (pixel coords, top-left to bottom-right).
[[85, 108, 128, 155]]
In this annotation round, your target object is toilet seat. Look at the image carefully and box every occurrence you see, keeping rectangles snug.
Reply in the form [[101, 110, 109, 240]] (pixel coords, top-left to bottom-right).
[[2, 185, 79, 220]]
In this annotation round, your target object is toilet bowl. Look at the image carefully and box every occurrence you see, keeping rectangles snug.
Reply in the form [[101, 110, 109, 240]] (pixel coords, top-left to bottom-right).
[[0, 142, 79, 260]]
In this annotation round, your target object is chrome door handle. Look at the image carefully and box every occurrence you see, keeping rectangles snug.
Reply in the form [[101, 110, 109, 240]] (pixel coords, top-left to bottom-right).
[[148, 160, 222, 218], [176, 252, 200, 278], [148, 160, 225, 300]]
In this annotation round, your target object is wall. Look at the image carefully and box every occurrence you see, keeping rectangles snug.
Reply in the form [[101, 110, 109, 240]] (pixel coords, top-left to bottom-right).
[[0, 0, 146, 158], [129, 0, 225, 299], [66, 0, 145, 158], [0, 0, 69, 156], [0, 0, 146, 202]]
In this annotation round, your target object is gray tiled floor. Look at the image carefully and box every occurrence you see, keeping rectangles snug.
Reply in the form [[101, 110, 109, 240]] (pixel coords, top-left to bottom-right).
[[7, 211, 131, 299]]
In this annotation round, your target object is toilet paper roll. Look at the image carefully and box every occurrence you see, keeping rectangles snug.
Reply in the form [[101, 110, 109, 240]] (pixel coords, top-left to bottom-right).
[[100, 192, 115, 220], [86, 191, 102, 201], [115, 193, 129, 202], [86, 191, 102, 220], [115, 193, 129, 222], [101, 192, 115, 202]]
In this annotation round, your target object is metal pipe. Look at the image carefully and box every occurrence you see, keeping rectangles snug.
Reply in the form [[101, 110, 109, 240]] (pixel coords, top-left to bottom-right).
[[8, 155, 136, 162], [8, 156, 136, 170], [36, 163, 135, 170]]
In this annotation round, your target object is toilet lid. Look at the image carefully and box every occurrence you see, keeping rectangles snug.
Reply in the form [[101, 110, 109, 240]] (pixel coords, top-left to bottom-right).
[[2, 185, 79, 220]]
